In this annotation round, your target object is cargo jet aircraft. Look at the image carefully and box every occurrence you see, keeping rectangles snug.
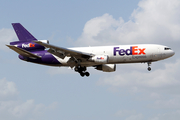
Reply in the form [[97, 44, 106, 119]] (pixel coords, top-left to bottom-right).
[[7, 23, 175, 77]]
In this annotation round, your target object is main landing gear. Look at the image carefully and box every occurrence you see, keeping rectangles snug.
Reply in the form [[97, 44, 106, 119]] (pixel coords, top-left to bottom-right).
[[74, 66, 90, 77], [147, 62, 151, 71]]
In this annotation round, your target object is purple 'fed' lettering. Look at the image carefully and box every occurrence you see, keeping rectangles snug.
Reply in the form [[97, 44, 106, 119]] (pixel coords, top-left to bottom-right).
[[119, 49, 125, 56], [114, 47, 119, 56], [114, 46, 146, 56], [125, 47, 132, 55], [114, 47, 132, 56]]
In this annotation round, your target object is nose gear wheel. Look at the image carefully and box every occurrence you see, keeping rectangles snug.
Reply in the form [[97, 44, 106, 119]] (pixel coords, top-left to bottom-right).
[[147, 62, 151, 71]]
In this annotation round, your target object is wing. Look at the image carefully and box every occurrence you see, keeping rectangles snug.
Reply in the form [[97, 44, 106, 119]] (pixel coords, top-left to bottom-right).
[[6, 45, 41, 59], [33, 41, 93, 60]]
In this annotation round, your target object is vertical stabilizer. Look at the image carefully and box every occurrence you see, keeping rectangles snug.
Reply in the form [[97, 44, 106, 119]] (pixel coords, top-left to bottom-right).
[[12, 23, 37, 41]]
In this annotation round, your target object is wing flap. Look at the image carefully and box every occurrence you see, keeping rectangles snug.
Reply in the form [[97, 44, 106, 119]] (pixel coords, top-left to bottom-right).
[[6, 45, 41, 59], [33, 41, 93, 59]]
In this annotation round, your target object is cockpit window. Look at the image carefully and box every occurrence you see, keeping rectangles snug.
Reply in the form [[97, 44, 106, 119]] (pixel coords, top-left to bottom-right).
[[164, 47, 171, 50]]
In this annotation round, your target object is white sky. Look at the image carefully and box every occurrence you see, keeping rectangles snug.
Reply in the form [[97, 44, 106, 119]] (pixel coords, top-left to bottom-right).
[[0, 0, 180, 120]]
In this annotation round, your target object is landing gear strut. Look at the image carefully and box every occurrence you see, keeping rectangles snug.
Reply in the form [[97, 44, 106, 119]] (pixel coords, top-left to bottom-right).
[[147, 62, 151, 71], [74, 66, 90, 77]]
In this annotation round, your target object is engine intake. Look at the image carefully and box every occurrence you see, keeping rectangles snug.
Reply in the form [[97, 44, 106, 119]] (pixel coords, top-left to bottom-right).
[[38, 40, 49, 44]]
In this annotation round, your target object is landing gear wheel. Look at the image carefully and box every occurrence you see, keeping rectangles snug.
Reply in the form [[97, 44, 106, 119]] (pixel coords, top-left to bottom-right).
[[85, 72, 90, 77], [75, 65, 90, 77], [147, 62, 152, 71], [80, 72, 85, 77], [74, 67, 78, 72]]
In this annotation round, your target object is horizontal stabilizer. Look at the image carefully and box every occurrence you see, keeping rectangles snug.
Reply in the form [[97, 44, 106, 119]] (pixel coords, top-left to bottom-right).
[[6, 45, 41, 59], [12, 23, 37, 41]]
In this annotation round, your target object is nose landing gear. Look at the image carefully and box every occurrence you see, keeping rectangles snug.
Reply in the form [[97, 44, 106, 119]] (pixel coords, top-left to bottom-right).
[[147, 62, 151, 71], [74, 66, 90, 77]]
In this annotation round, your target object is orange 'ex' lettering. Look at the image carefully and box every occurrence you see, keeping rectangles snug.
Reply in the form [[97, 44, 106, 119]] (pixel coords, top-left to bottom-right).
[[139, 48, 146, 55], [29, 43, 35, 47], [132, 46, 146, 55]]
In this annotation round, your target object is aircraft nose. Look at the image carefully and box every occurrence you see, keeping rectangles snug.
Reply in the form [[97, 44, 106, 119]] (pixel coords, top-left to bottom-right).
[[171, 50, 175, 56], [168, 50, 175, 58], [163, 47, 175, 59]]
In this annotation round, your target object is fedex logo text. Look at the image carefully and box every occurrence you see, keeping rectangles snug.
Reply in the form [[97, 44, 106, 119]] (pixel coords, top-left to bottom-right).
[[97, 57, 104, 60], [22, 43, 35, 48], [114, 46, 146, 56]]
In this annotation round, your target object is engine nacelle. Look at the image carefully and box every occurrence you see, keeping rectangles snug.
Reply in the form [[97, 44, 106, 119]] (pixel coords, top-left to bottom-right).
[[89, 55, 108, 63], [38, 40, 49, 44], [95, 64, 116, 72]]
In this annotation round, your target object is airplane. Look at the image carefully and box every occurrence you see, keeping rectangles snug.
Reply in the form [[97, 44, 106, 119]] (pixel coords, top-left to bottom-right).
[[6, 23, 175, 77]]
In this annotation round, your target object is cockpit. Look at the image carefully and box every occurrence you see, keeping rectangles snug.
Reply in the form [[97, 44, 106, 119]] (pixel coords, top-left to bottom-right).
[[164, 47, 171, 50]]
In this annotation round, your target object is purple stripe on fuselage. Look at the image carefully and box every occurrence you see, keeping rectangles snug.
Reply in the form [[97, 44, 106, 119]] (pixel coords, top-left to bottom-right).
[[10, 41, 45, 51], [19, 50, 61, 66]]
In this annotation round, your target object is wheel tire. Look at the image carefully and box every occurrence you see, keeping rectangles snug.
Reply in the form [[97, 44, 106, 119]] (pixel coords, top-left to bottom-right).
[[148, 67, 151, 71], [74, 67, 78, 72], [85, 72, 90, 77], [80, 72, 85, 77]]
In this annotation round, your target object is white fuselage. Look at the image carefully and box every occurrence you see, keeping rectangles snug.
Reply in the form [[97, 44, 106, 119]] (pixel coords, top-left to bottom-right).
[[54, 44, 175, 66]]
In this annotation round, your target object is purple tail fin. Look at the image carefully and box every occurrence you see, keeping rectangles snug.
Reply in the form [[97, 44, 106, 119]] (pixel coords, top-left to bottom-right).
[[10, 23, 45, 51], [12, 23, 37, 41]]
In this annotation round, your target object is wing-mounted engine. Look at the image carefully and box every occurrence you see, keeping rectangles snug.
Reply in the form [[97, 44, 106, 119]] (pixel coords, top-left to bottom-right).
[[89, 55, 109, 63], [95, 64, 116, 72]]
